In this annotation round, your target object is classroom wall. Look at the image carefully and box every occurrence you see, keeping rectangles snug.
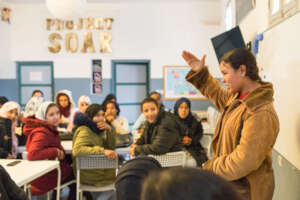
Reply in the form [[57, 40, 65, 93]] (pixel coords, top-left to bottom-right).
[[0, 1, 221, 110]]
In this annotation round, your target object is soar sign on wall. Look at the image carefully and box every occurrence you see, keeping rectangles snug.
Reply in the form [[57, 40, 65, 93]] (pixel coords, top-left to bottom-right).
[[46, 18, 113, 54]]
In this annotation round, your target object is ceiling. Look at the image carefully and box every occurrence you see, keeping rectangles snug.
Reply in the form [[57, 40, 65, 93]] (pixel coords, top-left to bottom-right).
[[6, 0, 220, 4]]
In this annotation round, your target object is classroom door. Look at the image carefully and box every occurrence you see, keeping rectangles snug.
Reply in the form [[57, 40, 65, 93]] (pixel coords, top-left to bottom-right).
[[112, 60, 150, 129], [17, 61, 54, 108]]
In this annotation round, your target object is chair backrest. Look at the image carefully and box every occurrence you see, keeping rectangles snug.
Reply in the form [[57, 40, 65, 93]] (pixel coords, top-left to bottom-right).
[[149, 151, 186, 167], [76, 155, 118, 170]]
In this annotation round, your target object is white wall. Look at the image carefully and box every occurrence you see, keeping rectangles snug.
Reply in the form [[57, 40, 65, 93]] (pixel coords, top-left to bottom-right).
[[220, 0, 300, 169], [4, 1, 221, 79], [0, 2, 13, 79]]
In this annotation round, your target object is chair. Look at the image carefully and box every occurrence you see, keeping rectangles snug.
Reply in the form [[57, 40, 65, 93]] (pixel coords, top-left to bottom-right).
[[76, 155, 118, 200], [149, 151, 187, 167]]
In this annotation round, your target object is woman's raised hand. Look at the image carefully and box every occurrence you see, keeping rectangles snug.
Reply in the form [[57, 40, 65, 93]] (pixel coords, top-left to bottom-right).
[[182, 51, 206, 73]]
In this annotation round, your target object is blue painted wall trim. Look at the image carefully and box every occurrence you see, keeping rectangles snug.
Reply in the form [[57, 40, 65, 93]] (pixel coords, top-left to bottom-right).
[[0, 79, 18, 101], [0, 78, 214, 111]]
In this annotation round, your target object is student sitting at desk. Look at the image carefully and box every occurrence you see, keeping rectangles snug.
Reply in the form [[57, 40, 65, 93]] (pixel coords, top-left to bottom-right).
[[67, 95, 92, 132], [130, 98, 182, 156], [54, 90, 76, 127], [23, 101, 75, 199], [72, 104, 117, 187], [103, 101, 130, 135], [0, 101, 20, 159], [173, 97, 208, 166]]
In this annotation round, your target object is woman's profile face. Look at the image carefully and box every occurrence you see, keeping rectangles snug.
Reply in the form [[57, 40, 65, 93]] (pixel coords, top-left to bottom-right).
[[58, 95, 69, 108], [93, 110, 105, 123], [220, 61, 243, 94], [178, 102, 189, 119], [6, 108, 18, 122], [142, 102, 159, 124], [46, 106, 60, 126]]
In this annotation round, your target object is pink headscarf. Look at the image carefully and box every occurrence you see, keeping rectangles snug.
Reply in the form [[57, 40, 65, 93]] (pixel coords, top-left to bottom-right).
[[0, 101, 20, 158]]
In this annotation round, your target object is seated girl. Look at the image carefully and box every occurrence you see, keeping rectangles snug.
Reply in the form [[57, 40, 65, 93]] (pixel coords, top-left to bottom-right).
[[103, 101, 130, 135], [72, 104, 117, 187], [130, 98, 182, 156], [54, 90, 76, 126], [0, 101, 20, 158], [67, 95, 92, 132], [173, 98, 208, 166], [22, 102, 75, 198]]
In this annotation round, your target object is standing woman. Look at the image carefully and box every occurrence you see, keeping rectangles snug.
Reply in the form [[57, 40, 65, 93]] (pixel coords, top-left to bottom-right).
[[22, 102, 75, 198], [182, 48, 279, 200], [0, 101, 20, 158], [173, 97, 207, 166]]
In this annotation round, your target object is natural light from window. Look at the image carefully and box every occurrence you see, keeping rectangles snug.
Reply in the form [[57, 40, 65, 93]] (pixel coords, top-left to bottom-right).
[[225, 1, 232, 31], [272, 0, 280, 14], [285, 0, 292, 4]]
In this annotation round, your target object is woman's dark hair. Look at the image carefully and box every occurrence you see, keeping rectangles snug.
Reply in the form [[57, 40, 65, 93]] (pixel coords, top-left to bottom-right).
[[221, 48, 261, 82], [86, 104, 104, 120], [32, 90, 44, 97], [149, 91, 161, 98], [103, 100, 120, 116], [141, 168, 242, 200], [0, 96, 8, 106], [140, 97, 159, 111], [103, 93, 117, 103], [114, 157, 162, 200], [45, 103, 58, 116]]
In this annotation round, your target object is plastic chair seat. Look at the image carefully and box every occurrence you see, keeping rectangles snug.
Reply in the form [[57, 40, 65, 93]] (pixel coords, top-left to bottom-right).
[[149, 151, 187, 167]]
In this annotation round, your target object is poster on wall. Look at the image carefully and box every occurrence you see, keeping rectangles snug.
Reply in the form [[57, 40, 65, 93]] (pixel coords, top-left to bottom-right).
[[163, 66, 206, 100], [92, 60, 103, 94]]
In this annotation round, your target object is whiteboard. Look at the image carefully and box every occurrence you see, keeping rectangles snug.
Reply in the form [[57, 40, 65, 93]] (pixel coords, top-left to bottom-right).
[[256, 13, 300, 169]]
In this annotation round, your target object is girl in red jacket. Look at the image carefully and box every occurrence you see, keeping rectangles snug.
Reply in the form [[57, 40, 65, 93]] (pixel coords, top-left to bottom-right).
[[23, 101, 75, 199]]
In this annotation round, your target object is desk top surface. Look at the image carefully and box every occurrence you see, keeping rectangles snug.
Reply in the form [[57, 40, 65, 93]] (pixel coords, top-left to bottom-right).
[[0, 159, 59, 187]]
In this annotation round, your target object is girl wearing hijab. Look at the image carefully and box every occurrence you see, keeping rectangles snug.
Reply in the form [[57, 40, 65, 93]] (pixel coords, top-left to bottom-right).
[[72, 104, 117, 187], [22, 102, 75, 198], [67, 95, 92, 132], [0, 101, 20, 158], [23, 96, 44, 118], [174, 98, 208, 166], [54, 90, 75, 126]]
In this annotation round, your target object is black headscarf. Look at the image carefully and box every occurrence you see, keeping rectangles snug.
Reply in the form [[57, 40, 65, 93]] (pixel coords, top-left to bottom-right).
[[113, 157, 162, 200], [174, 97, 194, 126], [73, 104, 104, 134]]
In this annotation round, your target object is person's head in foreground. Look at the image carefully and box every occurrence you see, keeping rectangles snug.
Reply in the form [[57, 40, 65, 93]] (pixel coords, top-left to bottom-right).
[[113, 156, 162, 200], [141, 167, 242, 200]]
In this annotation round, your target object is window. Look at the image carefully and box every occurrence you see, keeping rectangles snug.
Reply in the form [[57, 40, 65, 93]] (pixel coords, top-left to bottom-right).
[[283, 0, 298, 16], [225, 0, 233, 31], [269, 0, 299, 26]]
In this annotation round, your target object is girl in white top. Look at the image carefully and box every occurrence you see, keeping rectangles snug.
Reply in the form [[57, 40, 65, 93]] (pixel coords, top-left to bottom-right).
[[103, 101, 130, 134]]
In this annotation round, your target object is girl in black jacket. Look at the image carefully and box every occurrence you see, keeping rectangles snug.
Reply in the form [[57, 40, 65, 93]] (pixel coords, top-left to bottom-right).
[[174, 98, 207, 166]]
